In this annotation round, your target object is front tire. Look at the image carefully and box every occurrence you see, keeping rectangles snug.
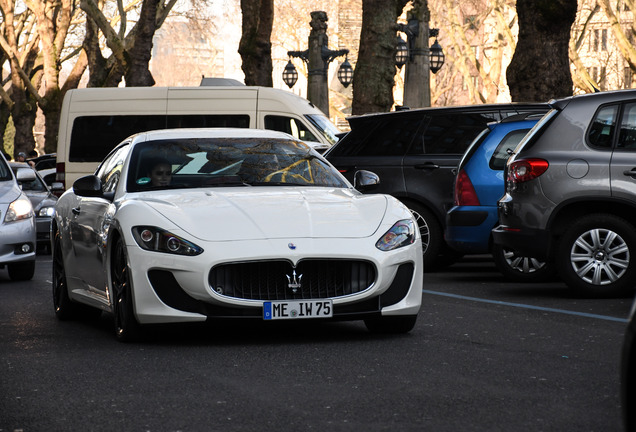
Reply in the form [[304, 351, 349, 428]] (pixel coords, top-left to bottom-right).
[[111, 236, 142, 342], [556, 214, 636, 297], [8, 260, 35, 281], [492, 244, 552, 282], [364, 315, 417, 334]]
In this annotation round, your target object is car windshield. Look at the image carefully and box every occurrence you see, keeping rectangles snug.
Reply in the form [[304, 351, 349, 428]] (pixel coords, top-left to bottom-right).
[[127, 137, 349, 192], [0, 157, 11, 181], [305, 114, 341, 145]]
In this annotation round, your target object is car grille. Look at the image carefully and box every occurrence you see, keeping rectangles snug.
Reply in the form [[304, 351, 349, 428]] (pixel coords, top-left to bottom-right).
[[209, 259, 376, 301]]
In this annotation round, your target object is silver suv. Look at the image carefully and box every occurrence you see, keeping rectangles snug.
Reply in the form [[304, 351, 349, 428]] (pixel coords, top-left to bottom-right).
[[493, 89, 636, 296]]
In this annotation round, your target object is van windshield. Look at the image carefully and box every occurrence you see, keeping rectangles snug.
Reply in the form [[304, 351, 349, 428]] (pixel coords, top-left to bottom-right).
[[305, 114, 341, 145]]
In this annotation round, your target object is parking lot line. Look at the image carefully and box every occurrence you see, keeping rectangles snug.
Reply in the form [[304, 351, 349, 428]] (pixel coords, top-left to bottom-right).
[[422, 289, 628, 323]]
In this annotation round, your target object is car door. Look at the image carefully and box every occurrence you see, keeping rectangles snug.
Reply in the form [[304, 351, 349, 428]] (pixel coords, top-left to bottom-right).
[[610, 101, 636, 201], [403, 112, 491, 222], [68, 144, 129, 300]]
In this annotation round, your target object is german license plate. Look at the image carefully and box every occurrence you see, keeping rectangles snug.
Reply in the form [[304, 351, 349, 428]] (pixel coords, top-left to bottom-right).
[[263, 300, 333, 320]]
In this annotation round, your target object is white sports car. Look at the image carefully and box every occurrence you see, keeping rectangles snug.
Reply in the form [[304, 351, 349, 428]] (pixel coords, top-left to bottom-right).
[[52, 128, 422, 341]]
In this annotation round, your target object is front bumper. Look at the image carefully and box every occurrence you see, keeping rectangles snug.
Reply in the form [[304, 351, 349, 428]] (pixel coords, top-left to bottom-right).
[[0, 217, 36, 265], [124, 236, 423, 325]]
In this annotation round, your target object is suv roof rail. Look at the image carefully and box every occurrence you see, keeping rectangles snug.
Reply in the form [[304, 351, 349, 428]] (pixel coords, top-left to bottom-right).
[[500, 112, 545, 123]]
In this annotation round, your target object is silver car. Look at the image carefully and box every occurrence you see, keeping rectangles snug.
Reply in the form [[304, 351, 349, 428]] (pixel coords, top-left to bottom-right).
[[0, 155, 36, 280], [493, 89, 636, 297], [9, 162, 57, 253]]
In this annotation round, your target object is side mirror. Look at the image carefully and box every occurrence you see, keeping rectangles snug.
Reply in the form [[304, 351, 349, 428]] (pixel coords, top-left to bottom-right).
[[15, 167, 36, 182], [73, 175, 103, 198], [354, 170, 380, 191], [50, 182, 64, 192]]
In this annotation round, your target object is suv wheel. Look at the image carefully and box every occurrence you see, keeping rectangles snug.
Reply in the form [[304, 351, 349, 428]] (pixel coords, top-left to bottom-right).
[[557, 214, 636, 297], [492, 244, 551, 282], [406, 203, 442, 270]]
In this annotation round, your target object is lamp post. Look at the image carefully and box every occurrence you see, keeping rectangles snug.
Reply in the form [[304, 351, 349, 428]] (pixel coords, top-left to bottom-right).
[[396, 10, 445, 108], [282, 11, 352, 116]]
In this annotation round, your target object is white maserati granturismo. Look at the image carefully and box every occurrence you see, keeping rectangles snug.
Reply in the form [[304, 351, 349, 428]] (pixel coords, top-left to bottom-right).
[[52, 128, 423, 341]]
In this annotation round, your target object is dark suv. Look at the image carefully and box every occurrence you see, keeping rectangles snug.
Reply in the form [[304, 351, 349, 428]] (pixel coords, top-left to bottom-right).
[[325, 103, 548, 269], [493, 89, 636, 296]]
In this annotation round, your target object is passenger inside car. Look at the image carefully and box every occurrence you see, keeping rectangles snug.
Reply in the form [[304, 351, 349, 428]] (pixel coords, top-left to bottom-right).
[[148, 158, 172, 187]]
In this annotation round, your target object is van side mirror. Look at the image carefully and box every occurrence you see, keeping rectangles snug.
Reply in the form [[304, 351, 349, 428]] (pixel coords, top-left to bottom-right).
[[73, 175, 103, 198], [354, 170, 380, 191]]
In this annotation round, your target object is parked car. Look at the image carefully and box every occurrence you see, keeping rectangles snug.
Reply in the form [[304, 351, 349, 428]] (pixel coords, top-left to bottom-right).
[[0, 154, 36, 280], [493, 89, 636, 296], [9, 162, 57, 253], [52, 128, 423, 341], [325, 103, 548, 269], [445, 114, 550, 281]]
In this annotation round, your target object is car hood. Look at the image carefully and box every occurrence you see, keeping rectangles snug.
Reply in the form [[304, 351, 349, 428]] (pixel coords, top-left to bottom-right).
[[24, 190, 57, 211], [0, 181, 20, 204], [132, 187, 388, 241]]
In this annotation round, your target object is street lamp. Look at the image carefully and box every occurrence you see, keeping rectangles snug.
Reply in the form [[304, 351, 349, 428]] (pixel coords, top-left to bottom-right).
[[428, 29, 445, 74], [284, 47, 353, 88], [282, 11, 352, 115], [282, 59, 298, 88], [395, 20, 445, 74]]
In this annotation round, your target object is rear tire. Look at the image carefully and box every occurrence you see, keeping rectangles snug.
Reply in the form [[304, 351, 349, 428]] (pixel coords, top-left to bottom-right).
[[52, 229, 100, 320], [492, 244, 552, 282], [8, 260, 35, 281], [556, 214, 636, 297], [364, 315, 417, 334]]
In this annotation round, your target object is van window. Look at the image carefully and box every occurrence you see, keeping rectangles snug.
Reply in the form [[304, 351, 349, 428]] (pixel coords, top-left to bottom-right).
[[264, 115, 319, 143], [69, 114, 250, 163]]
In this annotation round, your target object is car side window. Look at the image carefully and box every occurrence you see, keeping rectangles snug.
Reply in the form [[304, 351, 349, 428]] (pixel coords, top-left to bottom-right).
[[588, 105, 618, 149], [96, 144, 130, 194], [264, 115, 319, 143], [489, 129, 530, 170], [409, 113, 490, 155], [617, 102, 636, 150]]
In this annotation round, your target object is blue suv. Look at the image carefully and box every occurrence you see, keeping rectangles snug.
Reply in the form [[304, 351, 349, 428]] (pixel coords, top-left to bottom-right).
[[445, 115, 551, 281]]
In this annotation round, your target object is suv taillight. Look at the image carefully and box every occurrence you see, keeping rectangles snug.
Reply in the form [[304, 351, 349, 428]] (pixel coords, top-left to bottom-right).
[[454, 169, 480, 206], [507, 158, 548, 183]]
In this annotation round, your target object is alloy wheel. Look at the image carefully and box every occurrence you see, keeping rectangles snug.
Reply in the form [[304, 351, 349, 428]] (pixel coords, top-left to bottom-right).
[[569, 228, 630, 286]]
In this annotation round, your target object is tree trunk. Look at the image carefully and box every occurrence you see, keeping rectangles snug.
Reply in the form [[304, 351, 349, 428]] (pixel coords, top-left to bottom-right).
[[507, 0, 577, 102], [124, 0, 157, 86], [239, 0, 274, 87], [352, 0, 407, 115]]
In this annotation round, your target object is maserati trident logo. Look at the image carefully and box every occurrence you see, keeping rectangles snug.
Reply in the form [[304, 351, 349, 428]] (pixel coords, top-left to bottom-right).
[[286, 269, 303, 293]]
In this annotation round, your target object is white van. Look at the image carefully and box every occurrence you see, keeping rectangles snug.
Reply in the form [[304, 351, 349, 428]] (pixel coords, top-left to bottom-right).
[[55, 85, 342, 189]]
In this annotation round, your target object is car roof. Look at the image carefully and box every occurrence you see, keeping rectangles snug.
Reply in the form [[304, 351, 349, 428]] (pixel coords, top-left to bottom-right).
[[129, 127, 296, 143], [345, 102, 549, 125]]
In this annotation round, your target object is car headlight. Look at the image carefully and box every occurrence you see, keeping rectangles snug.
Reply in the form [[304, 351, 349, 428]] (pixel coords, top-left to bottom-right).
[[132, 226, 203, 256], [38, 206, 55, 218], [375, 219, 416, 251], [4, 195, 34, 223]]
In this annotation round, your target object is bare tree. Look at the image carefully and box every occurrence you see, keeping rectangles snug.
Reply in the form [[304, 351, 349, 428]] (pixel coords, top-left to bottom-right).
[[80, 0, 178, 87], [352, 0, 408, 114], [239, 0, 273, 86], [0, 1, 41, 157], [507, 0, 577, 101]]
